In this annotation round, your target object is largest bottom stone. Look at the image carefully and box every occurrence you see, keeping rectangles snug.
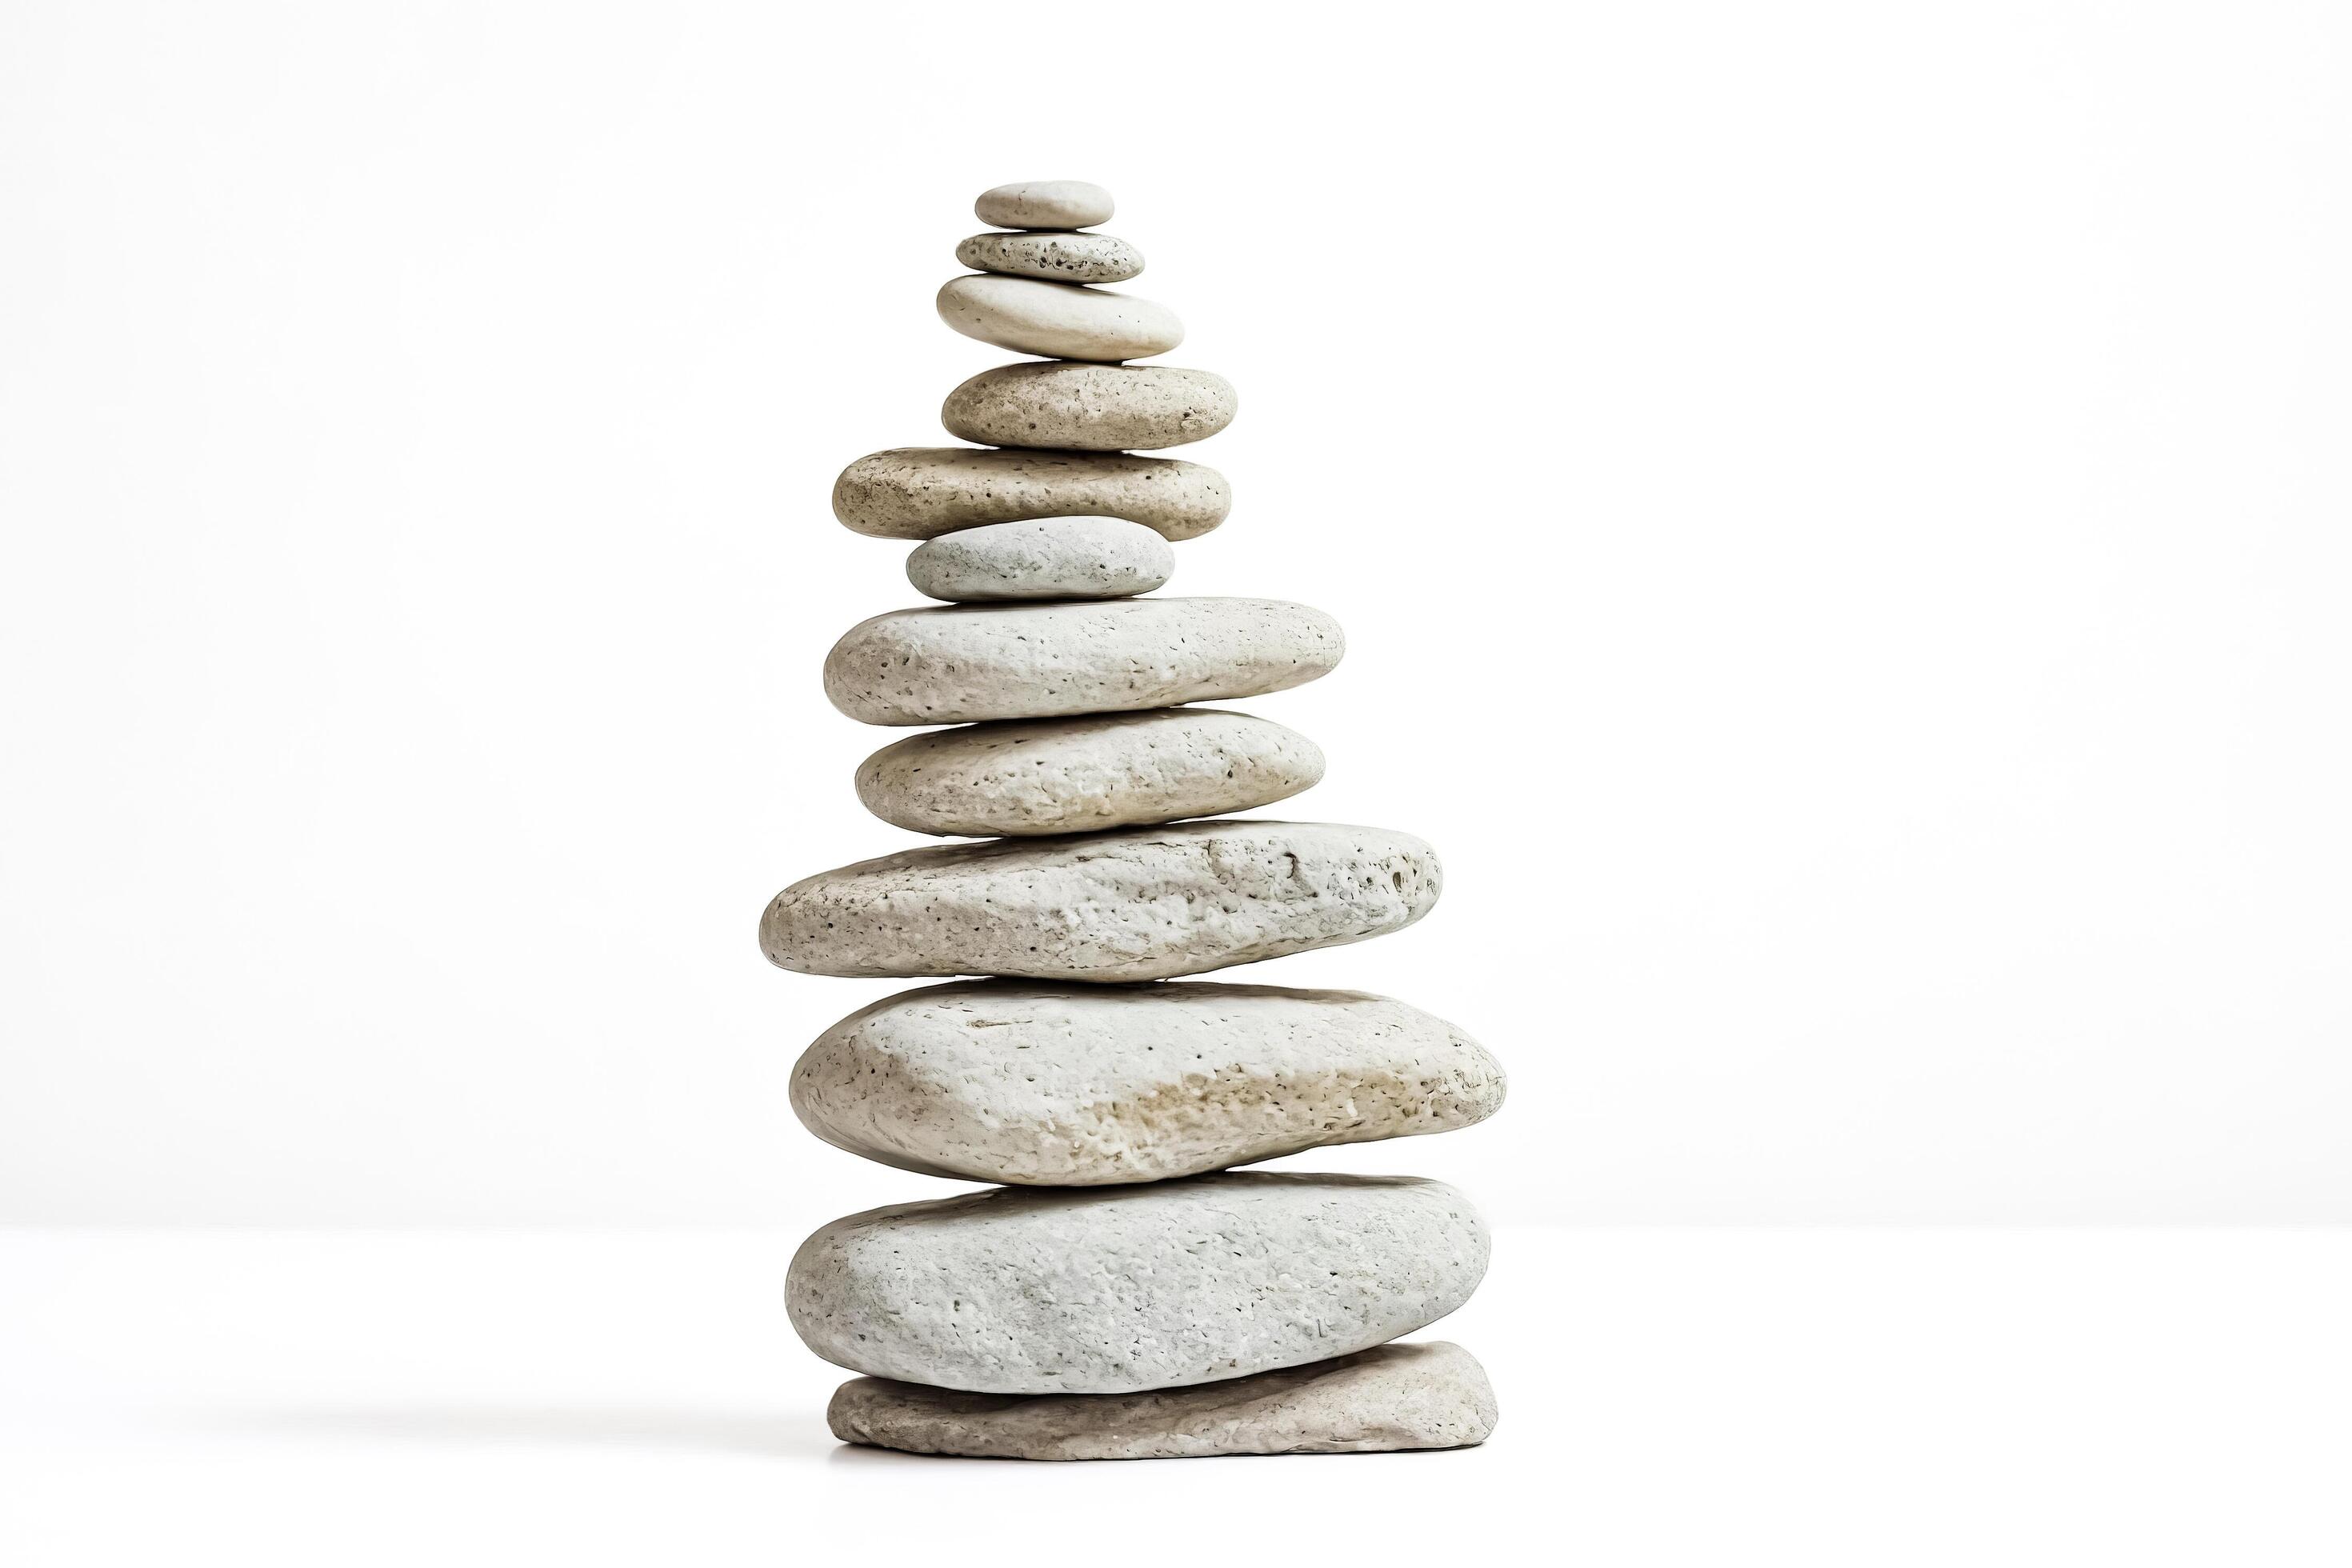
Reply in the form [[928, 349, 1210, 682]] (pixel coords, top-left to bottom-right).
[[786, 1173, 1489, 1394], [829, 1340, 1498, 1460]]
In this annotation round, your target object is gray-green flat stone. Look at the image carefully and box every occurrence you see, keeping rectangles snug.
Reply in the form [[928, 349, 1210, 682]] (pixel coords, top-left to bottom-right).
[[904, 517, 1172, 602]]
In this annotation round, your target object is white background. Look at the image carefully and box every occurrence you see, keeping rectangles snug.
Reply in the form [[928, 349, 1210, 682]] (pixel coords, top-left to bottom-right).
[[6, 0, 2350, 1232]]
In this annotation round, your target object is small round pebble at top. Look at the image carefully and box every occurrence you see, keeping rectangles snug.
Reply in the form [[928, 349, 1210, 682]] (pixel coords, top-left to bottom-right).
[[975, 179, 1114, 230]]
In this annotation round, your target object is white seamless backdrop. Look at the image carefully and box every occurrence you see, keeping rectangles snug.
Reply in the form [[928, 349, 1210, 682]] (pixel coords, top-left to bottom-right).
[[3, 0, 2347, 1227]]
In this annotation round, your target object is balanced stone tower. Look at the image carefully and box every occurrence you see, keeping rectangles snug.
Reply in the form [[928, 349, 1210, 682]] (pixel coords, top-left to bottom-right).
[[766, 180, 1503, 1460]]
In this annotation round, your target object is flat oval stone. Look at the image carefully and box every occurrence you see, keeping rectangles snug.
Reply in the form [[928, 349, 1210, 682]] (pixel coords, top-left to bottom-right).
[[786, 1174, 1490, 1394], [937, 276, 1182, 362], [942, 362, 1237, 451], [906, 518, 1172, 603], [856, 708, 1324, 837], [792, 981, 1506, 1185], [975, 179, 1113, 230], [823, 597, 1341, 726], [829, 1341, 1498, 1460], [758, 819, 1440, 982], [833, 448, 1230, 542], [956, 230, 1143, 284]]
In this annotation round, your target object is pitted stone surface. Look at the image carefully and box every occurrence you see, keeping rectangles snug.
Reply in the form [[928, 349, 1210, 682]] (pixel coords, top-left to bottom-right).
[[833, 447, 1230, 542], [823, 598, 1341, 726], [905, 517, 1173, 603], [828, 1340, 1498, 1460], [975, 180, 1114, 230], [937, 276, 1182, 362], [758, 819, 1440, 982], [942, 362, 1237, 451], [792, 981, 1505, 1185], [957, 230, 1144, 284], [856, 707, 1322, 837], [786, 1174, 1490, 1394]]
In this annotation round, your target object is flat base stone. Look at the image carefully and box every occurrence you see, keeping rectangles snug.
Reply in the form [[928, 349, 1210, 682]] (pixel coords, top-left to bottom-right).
[[828, 1341, 1498, 1462]]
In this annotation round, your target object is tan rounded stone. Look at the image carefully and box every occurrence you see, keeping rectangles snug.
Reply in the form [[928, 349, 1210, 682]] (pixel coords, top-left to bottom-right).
[[832, 447, 1229, 542], [942, 362, 1237, 451], [855, 708, 1322, 837]]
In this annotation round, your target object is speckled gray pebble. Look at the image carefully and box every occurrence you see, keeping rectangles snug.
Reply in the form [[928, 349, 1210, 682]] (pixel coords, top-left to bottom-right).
[[832, 447, 1230, 542], [937, 276, 1182, 363], [758, 819, 1441, 982], [855, 707, 1322, 838], [974, 179, 1113, 230], [793, 981, 1506, 1185], [786, 1174, 1490, 1394], [823, 597, 1341, 726], [828, 1340, 1498, 1461], [905, 517, 1172, 603], [957, 230, 1143, 284], [942, 362, 1237, 451]]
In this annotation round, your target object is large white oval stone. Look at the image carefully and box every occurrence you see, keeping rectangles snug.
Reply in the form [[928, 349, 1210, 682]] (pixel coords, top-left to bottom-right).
[[822, 597, 1340, 726], [786, 1174, 1490, 1394], [792, 981, 1506, 1185], [758, 819, 1441, 982], [938, 276, 1182, 362]]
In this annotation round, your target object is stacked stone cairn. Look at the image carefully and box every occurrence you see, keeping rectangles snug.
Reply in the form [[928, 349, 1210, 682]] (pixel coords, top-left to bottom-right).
[[766, 180, 1504, 1461]]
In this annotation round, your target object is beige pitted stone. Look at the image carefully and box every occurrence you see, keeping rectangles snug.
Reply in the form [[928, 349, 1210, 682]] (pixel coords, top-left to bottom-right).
[[942, 362, 1237, 451], [792, 981, 1506, 1185], [833, 447, 1229, 542], [786, 1174, 1490, 1394], [855, 708, 1322, 837], [905, 517, 1172, 603], [937, 276, 1183, 363], [822, 598, 1340, 726], [828, 1341, 1498, 1461], [975, 179, 1113, 230], [758, 819, 1440, 982], [956, 230, 1144, 284]]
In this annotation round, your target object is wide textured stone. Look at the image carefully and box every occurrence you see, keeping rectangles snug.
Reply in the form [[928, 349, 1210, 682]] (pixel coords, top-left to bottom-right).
[[786, 1174, 1489, 1394], [829, 1341, 1498, 1461], [792, 981, 1506, 1185], [938, 276, 1182, 362], [942, 362, 1237, 451], [855, 708, 1322, 837], [905, 517, 1172, 603], [957, 230, 1143, 284], [758, 819, 1440, 982], [975, 179, 1113, 230], [833, 447, 1230, 542], [822, 598, 1341, 726]]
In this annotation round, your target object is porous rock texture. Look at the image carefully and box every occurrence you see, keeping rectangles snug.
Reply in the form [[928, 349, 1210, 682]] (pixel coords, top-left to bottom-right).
[[791, 981, 1506, 1185], [905, 517, 1173, 603], [854, 708, 1323, 838], [828, 1340, 1498, 1461], [975, 179, 1114, 230], [822, 598, 1342, 726], [942, 362, 1238, 451], [956, 230, 1144, 285], [832, 447, 1230, 542], [786, 1174, 1490, 1394], [759, 819, 1441, 982], [936, 275, 1182, 362]]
